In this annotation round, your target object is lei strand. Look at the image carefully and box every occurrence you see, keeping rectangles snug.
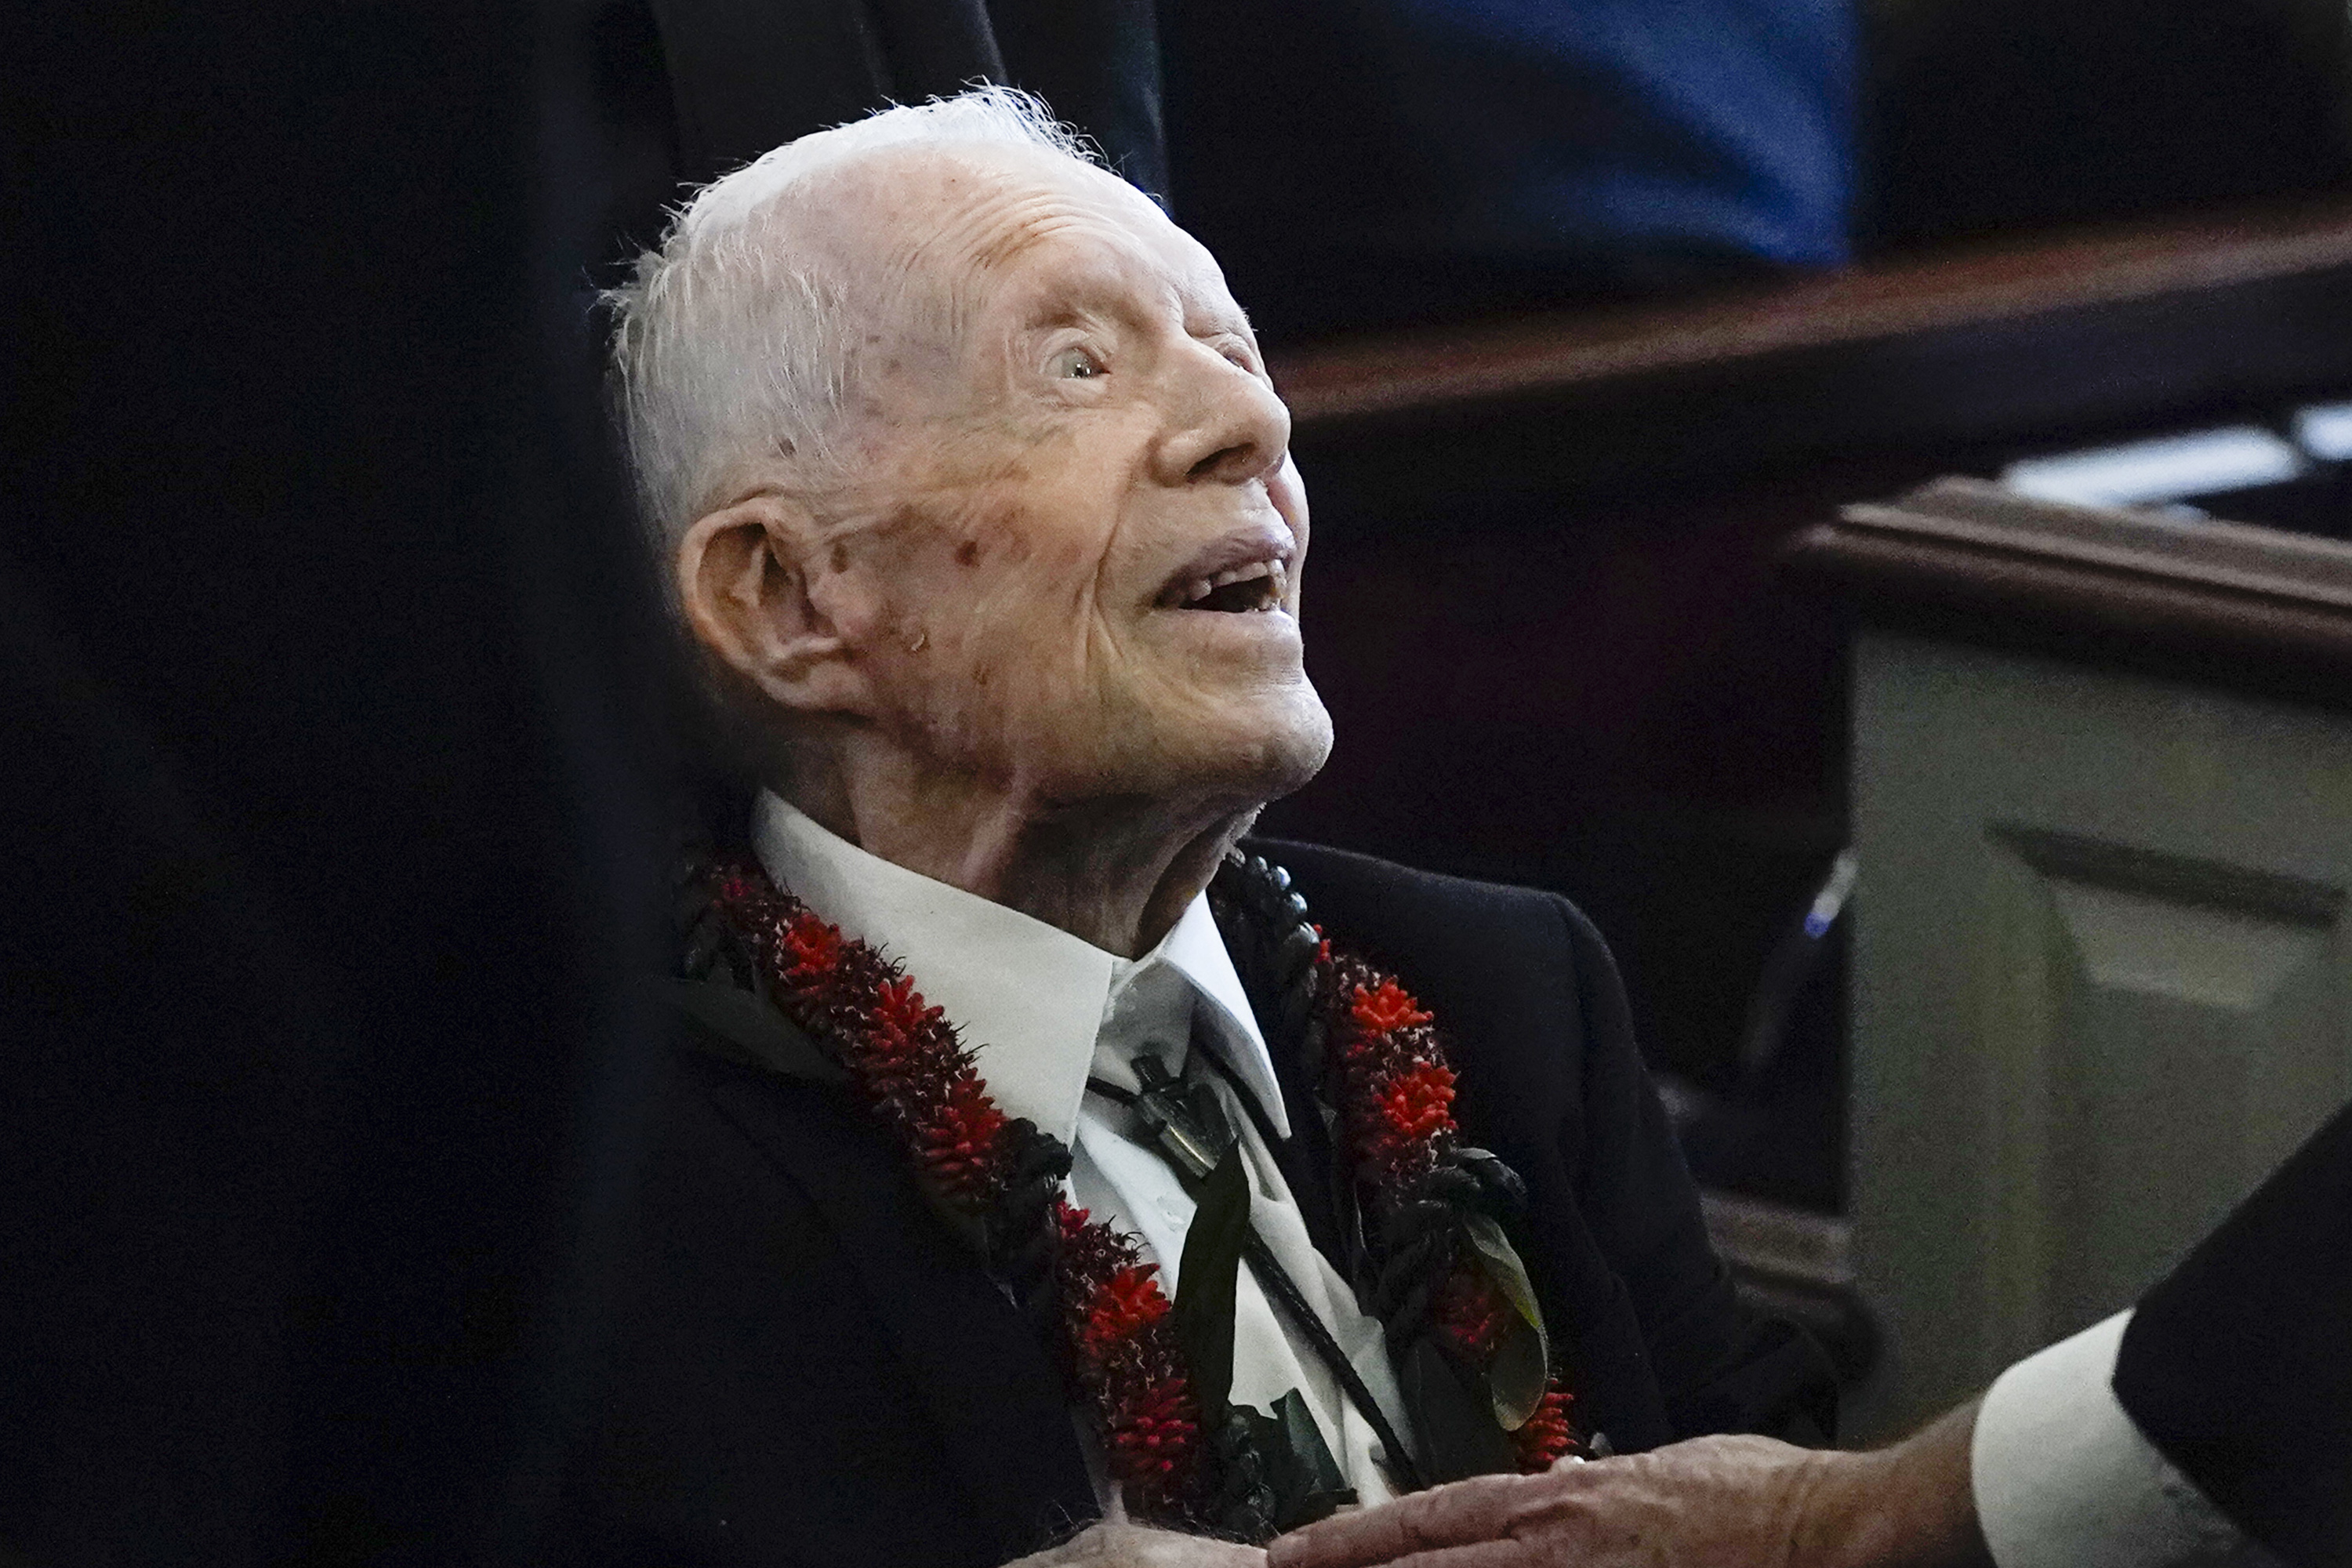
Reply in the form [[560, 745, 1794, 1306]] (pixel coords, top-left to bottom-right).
[[1317, 943, 1578, 1472], [705, 858, 1574, 1528]]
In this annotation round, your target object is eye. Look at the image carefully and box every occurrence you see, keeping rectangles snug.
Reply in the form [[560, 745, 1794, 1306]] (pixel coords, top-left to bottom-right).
[[1049, 344, 1105, 380], [1213, 337, 1258, 375]]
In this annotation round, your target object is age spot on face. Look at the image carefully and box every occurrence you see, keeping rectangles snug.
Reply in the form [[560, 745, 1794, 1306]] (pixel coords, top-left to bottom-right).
[[955, 539, 982, 567], [830, 542, 849, 573]]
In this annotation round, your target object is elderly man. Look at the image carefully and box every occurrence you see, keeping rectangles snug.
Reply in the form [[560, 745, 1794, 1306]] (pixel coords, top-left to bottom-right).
[[571, 88, 1831, 1566]]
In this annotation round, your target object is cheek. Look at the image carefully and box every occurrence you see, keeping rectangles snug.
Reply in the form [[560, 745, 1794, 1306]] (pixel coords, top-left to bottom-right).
[[866, 502, 1075, 711], [945, 493, 1112, 642], [855, 462, 1134, 735], [1269, 456, 1308, 537]]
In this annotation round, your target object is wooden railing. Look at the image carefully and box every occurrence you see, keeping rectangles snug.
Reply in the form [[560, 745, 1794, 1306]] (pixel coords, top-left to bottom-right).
[[1265, 200, 2352, 514], [1272, 201, 2352, 427], [1257, 199, 2352, 1152]]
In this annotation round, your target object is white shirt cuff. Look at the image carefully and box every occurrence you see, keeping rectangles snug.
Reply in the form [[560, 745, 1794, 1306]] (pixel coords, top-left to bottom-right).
[[1969, 1309, 2280, 1568]]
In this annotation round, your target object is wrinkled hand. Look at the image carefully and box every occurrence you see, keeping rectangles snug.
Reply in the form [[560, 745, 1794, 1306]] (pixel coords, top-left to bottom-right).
[[1268, 1407, 1987, 1568], [1008, 1522, 1268, 1567], [1267, 1437, 1828, 1568]]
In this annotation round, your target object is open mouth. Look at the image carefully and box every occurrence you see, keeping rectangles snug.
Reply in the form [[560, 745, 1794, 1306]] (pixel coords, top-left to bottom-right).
[[1160, 557, 1289, 613]]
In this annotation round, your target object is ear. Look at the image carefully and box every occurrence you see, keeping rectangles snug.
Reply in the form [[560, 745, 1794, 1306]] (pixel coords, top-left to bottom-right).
[[675, 496, 871, 719]]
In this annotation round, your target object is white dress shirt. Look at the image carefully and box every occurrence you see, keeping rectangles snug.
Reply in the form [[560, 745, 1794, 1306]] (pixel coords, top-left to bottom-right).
[[1972, 1309, 2279, 1568], [753, 792, 1410, 1512]]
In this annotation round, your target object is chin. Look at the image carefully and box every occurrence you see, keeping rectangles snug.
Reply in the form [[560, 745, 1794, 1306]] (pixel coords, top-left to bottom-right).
[[1184, 685, 1334, 810], [1258, 697, 1335, 802], [1029, 677, 1333, 817]]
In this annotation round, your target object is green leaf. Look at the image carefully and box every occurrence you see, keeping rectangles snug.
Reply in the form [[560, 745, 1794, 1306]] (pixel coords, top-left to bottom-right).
[[1222, 1390, 1357, 1534], [1267, 1388, 1355, 1528], [1460, 1213, 1550, 1428], [1171, 1144, 1251, 1423], [1399, 1334, 1517, 1483], [1486, 1318, 1550, 1432], [655, 977, 849, 1087]]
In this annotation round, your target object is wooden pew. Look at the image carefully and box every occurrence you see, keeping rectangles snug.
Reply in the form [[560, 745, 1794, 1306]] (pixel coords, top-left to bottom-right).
[[1788, 479, 2352, 1439], [1253, 205, 2352, 1396], [1257, 200, 2352, 1105]]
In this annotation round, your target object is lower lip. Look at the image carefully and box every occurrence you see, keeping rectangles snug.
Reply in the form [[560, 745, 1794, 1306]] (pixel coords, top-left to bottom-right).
[[1155, 604, 1301, 643]]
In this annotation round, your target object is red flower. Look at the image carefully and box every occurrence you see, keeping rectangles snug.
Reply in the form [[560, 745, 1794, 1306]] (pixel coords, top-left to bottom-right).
[[1054, 1198, 1145, 1290], [1429, 1265, 1508, 1359], [781, 911, 843, 982], [1378, 1060, 1457, 1144], [1084, 1263, 1172, 1351], [1107, 1376, 1200, 1492], [869, 975, 943, 1055], [916, 1073, 1010, 1203], [1351, 978, 1432, 1037], [1513, 1384, 1579, 1472]]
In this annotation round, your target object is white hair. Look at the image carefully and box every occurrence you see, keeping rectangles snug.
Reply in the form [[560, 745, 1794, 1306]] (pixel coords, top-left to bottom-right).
[[604, 86, 1099, 566]]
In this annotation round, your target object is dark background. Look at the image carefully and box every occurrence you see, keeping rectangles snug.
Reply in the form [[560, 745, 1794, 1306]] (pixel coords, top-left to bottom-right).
[[7, 2, 2351, 1560]]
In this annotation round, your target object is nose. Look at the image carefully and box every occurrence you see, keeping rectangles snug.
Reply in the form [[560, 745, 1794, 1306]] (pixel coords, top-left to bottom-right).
[[1152, 345, 1292, 488]]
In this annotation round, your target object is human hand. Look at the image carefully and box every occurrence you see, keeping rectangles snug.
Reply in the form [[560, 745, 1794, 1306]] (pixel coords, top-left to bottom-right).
[[1266, 1437, 1827, 1568], [1267, 1407, 1987, 1568], [1008, 1521, 1268, 1567]]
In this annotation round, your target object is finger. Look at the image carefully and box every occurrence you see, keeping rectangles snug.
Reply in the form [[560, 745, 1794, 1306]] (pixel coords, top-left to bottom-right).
[[1269, 1475, 1530, 1568], [1149, 1540, 1266, 1567], [1367, 1541, 1526, 1568]]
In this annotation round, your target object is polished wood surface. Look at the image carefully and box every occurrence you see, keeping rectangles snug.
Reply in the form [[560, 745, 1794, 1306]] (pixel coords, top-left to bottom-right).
[[1272, 201, 2352, 427], [1259, 202, 2352, 1159], [1785, 478, 2352, 710], [1845, 628, 2352, 1436], [1269, 201, 2352, 530]]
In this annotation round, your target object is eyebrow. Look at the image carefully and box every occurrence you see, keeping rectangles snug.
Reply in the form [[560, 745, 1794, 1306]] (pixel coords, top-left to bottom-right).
[[987, 214, 1251, 340], [1015, 263, 1176, 333]]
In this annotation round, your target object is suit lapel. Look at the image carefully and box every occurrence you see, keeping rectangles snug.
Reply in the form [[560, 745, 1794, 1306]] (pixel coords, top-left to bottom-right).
[[1261, 1040, 1351, 1274], [693, 1058, 1098, 1559]]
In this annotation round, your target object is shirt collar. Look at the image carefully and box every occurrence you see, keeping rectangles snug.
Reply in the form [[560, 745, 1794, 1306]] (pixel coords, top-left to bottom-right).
[[752, 791, 1288, 1146]]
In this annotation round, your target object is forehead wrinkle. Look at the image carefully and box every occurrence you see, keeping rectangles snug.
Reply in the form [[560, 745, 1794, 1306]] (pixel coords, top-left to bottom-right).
[[776, 164, 1006, 372], [953, 214, 1187, 362], [914, 174, 1187, 319], [826, 149, 1242, 383]]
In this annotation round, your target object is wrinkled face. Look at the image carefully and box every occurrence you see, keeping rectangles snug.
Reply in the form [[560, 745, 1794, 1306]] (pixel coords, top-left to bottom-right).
[[812, 144, 1331, 813]]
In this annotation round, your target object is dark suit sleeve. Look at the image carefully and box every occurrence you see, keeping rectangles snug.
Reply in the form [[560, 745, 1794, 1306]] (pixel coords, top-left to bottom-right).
[[1548, 894, 1839, 1446], [2113, 1098, 2352, 1567]]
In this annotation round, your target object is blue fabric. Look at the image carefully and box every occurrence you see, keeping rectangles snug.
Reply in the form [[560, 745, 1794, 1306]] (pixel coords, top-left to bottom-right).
[[1376, 0, 1855, 267], [1163, 0, 1857, 334]]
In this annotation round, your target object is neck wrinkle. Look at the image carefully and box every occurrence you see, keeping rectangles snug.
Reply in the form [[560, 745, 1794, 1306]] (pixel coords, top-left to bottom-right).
[[771, 748, 1256, 959]]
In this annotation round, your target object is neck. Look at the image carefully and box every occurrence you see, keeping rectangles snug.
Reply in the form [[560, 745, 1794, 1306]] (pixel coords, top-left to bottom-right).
[[777, 749, 1261, 958]]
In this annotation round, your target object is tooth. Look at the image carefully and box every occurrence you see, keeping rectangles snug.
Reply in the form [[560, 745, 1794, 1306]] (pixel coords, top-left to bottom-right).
[[1189, 579, 1214, 603]]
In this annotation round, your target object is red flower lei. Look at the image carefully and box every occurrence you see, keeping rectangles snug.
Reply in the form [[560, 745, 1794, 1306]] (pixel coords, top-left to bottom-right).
[[1318, 945, 1579, 1473], [707, 860, 1575, 1525]]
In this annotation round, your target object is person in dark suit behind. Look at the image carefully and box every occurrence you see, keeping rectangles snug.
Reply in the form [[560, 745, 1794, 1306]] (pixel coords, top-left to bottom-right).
[[561, 86, 1832, 1566], [1272, 1096, 2352, 1568]]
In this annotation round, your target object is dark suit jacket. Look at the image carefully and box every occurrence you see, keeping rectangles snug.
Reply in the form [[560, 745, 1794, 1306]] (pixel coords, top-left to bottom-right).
[[2115, 1097, 2352, 1566], [555, 839, 1835, 1566]]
